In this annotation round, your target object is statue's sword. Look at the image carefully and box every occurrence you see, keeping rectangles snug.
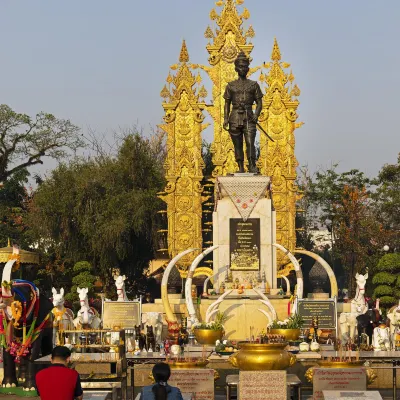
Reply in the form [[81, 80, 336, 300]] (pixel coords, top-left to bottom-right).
[[256, 122, 275, 142]]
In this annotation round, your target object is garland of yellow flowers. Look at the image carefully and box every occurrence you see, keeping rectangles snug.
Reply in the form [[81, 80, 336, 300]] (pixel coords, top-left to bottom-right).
[[11, 301, 22, 328], [52, 307, 67, 327]]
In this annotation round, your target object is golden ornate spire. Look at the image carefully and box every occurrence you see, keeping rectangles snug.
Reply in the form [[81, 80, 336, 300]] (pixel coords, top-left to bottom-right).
[[201, 0, 254, 176], [271, 37, 281, 61], [159, 42, 208, 269], [257, 38, 303, 275], [179, 40, 189, 63]]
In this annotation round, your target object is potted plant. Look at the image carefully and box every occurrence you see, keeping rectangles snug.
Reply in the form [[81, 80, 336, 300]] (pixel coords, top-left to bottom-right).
[[193, 312, 227, 345], [268, 314, 304, 341]]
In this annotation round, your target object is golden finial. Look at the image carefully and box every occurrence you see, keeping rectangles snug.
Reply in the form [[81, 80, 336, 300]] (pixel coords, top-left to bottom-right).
[[166, 72, 173, 84], [196, 72, 202, 84], [291, 84, 301, 97], [288, 70, 295, 83], [210, 8, 218, 20], [198, 85, 208, 99], [179, 40, 189, 63], [259, 72, 265, 82], [271, 37, 281, 61], [241, 7, 250, 19], [7, 238, 10, 247], [204, 26, 214, 40], [160, 85, 170, 99], [245, 25, 255, 39]]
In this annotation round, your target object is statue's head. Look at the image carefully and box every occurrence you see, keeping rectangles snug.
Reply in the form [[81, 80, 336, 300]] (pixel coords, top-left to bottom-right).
[[234, 51, 250, 77]]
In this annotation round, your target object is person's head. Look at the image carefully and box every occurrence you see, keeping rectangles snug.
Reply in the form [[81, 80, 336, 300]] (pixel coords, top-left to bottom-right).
[[51, 346, 71, 366], [234, 51, 250, 78], [152, 363, 171, 400]]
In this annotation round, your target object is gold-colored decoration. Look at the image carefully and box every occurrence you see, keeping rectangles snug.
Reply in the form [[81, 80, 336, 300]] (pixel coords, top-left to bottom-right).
[[193, 328, 224, 345], [257, 37, 303, 274], [179, 267, 213, 279], [160, 0, 303, 278], [0, 239, 39, 265], [229, 343, 296, 370], [202, 0, 254, 176], [11, 300, 22, 327], [179, 40, 190, 63], [159, 41, 209, 271]]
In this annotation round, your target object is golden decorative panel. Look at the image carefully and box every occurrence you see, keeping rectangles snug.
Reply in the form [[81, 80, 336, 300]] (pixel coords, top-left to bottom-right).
[[160, 0, 303, 277], [158, 41, 209, 269], [257, 38, 303, 273]]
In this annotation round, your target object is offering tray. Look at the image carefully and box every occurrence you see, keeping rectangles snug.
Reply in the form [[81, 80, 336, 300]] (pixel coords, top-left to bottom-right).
[[317, 360, 365, 368], [81, 373, 126, 381]]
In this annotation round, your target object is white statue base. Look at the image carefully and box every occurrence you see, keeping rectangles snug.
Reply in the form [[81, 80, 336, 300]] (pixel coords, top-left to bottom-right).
[[213, 175, 277, 291]]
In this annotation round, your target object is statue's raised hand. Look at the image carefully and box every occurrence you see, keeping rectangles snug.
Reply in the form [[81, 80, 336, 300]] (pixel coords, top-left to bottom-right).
[[223, 119, 229, 130]]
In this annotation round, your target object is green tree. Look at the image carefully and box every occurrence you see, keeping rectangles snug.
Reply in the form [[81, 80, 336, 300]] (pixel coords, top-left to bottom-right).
[[372, 253, 400, 307], [0, 104, 84, 182], [373, 153, 400, 246], [64, 261, 96, 303], [300, 165, 389, 295], [0, 169, 30, 247], [26, 130, 165, 294]]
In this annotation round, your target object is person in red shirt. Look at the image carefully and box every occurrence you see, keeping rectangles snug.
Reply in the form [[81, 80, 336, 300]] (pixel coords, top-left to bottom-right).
[[36, 346, 83, 400]]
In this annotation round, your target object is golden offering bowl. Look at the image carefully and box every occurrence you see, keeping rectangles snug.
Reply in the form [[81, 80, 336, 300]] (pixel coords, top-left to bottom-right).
[[167, 360, 209, 369], [229, 343, 296, 371], [305, 361, 377, 385], [193, 329, 223, 345], [268, 329, 300, 341]]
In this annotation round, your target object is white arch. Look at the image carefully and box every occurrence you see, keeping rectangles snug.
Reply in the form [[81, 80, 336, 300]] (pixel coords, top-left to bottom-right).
[[202, 265, 229, 295], [161, 248, 198, 323], [185, 246, 219, 325], [294, 249, 338, 298], [272, 243, 303, 299], [279, 275, 291, 295]]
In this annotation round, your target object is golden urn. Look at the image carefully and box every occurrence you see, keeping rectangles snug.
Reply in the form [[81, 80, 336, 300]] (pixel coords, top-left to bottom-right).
[[193, 329, 223, 345], [268, 329, 300, 341], [229, 343, 296, 371], [305, 361, 377, 385]]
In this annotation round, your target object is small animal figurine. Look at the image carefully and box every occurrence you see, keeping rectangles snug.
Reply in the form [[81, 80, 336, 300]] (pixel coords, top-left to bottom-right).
[[134, 325, 145, 351], [146, 326, 156, 352]]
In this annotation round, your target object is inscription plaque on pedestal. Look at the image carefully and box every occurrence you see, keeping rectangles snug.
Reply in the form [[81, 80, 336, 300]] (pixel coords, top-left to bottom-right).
[[230, 218, 260, 271], [297, 299, 336, 329], [103, 301, 140, 329]]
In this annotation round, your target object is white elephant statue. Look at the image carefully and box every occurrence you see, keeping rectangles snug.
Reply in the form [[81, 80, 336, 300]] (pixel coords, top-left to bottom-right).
[[142, 312, 163, 344]]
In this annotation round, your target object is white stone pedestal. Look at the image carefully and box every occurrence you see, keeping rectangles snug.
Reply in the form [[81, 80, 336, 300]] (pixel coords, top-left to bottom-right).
[[213, 175, 277, 291]]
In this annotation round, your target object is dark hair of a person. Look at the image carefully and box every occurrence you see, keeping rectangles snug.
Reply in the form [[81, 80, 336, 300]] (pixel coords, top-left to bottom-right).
[[152, 363, 171, 400], [51, 346, 71, 361]]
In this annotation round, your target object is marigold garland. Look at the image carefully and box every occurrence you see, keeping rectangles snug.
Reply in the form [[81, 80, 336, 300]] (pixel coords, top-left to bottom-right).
[[11, 301, 22, 327]]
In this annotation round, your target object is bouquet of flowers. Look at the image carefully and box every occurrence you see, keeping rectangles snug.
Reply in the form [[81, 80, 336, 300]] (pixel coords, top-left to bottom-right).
[[268, 314, 304, 329]]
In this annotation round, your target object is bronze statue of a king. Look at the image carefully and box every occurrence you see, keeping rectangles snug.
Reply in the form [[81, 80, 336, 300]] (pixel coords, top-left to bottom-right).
[[223, 51, 263, 173]]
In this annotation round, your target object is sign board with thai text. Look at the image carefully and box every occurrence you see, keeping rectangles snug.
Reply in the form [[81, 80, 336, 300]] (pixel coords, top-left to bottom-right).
[[297, 299, 337, 329], [313, 368, 366, 400], [169, 369, 214, 400], [322, 391, 382, 400], [103, 301, 140, 329], [239, 371, 286, 400], [230, 218, 260, 271]]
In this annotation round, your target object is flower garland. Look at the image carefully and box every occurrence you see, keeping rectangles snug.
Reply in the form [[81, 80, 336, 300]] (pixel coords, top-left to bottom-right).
[[10, 301, 22, 327], [52, 307, 66, 326]]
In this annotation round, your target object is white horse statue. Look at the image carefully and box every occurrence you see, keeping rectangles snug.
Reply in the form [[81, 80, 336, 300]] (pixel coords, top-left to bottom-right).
[[73, 287, 101, 329], [339, 272, 369, 344], [52, 288, 74, 346], [142, 312, 163, 344], [372, 324, 391, 351], [114, 275, 128, 301]]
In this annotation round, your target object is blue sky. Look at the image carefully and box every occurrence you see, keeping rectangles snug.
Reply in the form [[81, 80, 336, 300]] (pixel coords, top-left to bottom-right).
[[1, 0, 400, 178]]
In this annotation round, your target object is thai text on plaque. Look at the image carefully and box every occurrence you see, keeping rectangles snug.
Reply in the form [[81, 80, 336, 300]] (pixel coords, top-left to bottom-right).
[[230, 218, 260, 271]]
